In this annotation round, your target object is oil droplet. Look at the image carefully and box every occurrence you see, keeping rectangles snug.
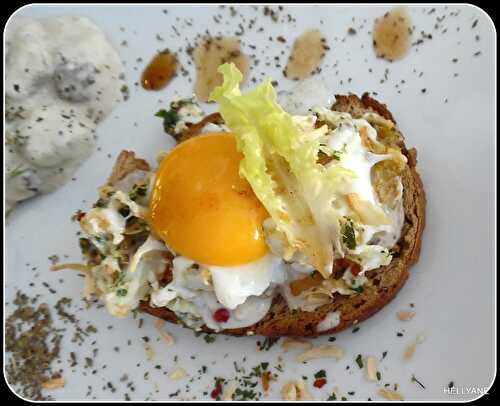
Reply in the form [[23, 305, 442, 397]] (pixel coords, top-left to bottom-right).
[[141, 49, 177, 91], [192, 37, 249, 102], [285, 30, 328, 81], [373, 8, 412, 62]]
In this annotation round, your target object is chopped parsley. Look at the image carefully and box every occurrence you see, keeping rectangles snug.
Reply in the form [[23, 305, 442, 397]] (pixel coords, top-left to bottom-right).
[[115, 270, 127, 286], [256, 337, 279, 351], [314, 369, 327, 379], [327, 392, 337, 401], [331, 150, 342, 160], [203, 334, 216, 344], [251, 366, 262, 377], [250, 362, 269, 378], [155, 98, 196, 134], [93, 234, 109, 245], [342, 218, 356, 249], [351, 285, 364, 294], [94, 198, 108, 208], [155, 109, 180, 133], [116, 289, 127, 297], [233, 387, 258, 401], [129, 184, 148, 201]]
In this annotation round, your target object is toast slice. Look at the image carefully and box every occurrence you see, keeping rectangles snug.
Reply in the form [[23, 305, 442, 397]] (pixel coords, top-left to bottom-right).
[[135, 93, 426, 337]]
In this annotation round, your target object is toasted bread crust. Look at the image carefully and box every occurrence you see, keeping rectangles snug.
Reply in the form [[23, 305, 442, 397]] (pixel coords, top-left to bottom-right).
[[138, 94, 426, 337], [332, 93, 396, 123]]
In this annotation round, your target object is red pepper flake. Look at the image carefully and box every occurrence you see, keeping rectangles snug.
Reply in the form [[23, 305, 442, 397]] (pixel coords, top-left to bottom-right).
[[334, 258, 362, 276], [262, 371, 271, 392], [213, 308, 230, 323], [350, 262, 362, 276], [211, 383, 222, 399], [313, 378, 327, 388], [72, 210, 86, 222]]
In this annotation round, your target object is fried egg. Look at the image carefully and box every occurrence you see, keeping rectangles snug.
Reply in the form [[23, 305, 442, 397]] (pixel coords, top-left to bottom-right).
[[78, 88, 406, 327], [149, 132, 285, 318]]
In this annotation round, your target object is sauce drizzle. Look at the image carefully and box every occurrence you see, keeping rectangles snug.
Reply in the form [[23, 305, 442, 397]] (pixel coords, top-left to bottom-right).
[[141, 49, 178, 91], [192, 37, 249, 102], [285, 30, 328, 81], [372, 8, 412, 62]]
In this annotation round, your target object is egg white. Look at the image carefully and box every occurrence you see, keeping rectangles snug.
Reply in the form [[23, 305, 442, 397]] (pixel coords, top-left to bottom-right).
[[149, 252, 287, 331], [207, 254, 286, 309]]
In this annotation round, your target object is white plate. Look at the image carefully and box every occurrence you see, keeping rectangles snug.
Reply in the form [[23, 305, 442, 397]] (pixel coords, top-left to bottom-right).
[[5, 4, 495, 401]]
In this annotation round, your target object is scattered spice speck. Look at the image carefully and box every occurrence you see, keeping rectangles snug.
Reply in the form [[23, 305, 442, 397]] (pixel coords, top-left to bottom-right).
[[355, 354, 364, 369], [6, 291, 94, 400], [411, 374, 426, 389]]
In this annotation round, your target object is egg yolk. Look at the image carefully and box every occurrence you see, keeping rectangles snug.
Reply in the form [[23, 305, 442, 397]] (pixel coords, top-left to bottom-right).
[[150, 132, 269, 266]]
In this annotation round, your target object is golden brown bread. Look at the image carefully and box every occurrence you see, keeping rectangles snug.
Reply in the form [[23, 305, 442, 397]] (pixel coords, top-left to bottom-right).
[[137, 93, 426, 337]]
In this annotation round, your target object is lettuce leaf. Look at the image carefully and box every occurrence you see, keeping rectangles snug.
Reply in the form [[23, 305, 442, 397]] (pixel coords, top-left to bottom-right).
[[210, 63, 355, 277]]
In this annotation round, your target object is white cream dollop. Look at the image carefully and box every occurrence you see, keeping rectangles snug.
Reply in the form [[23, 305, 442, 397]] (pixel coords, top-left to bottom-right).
[[5, 15, 125, 212]]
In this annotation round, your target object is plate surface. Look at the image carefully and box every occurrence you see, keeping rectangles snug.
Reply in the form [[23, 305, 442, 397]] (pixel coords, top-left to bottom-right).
[[5, 4, 495, 401]]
